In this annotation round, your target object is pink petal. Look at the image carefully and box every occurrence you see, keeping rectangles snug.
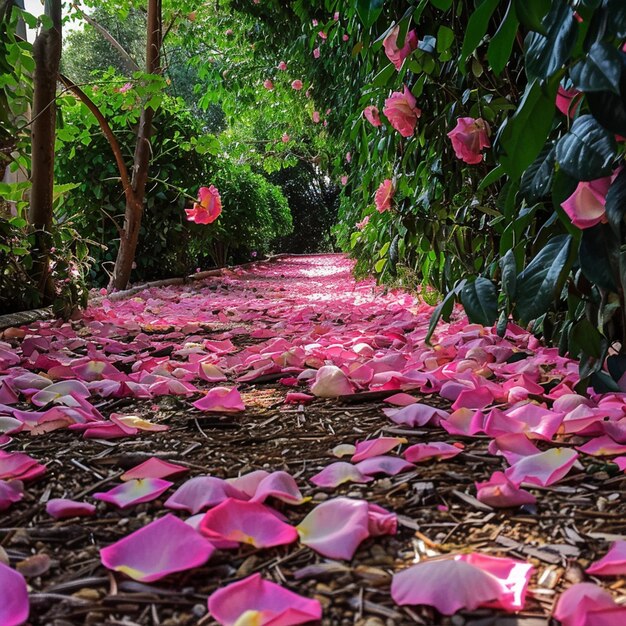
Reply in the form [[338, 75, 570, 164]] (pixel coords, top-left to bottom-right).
[[354, 455, 415, 476], [451, 386, 494, 410], [577, 435, 626, 456], [310, 365, 354, 397], [310, 462, 373, 488], [488, 433, 541, 464], [403, 442, 463, 463], [226, 470, 269, 497], [250, 471, 306, 505], [121, 457, 189, 481], [297, 497, 370, 559], [475, 471, 536, 508], [383, 403, 448, 427], [367, 503, 397, 536], [31, 379, 90, 407], [351, 437, 407, 462], [440, 408, 486, 435], [208, 573, 322, 626], [93, 478, 173, 508], [384, 393, 417, 406], [193, 386, 245, 412], [46, 498, 96, 519], [198, 362, 227, 383], [100, 513, 215, 582], [284, 392, 314, 404], [199, 498, 298, 548], [164, 476, 243, 514], [0, 561, 29, 626], [0, 479, 23, 511], [505, 448, 578, 486], [586, 541, 626, 576], [554, 583, 620, 626], [331, 444, 356, 458]]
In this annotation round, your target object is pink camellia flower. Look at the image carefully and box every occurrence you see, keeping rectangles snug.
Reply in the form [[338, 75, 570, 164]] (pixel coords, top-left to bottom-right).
[[383, 86, 421, 137], [325, 108, 331, 115], [291, 79, 303, 90], [556, 86, 582, 118], [313, 47, 320, 58], [343, 33, 349, 41], [383, 25, 418, 69], [318, 31, 327, 39], [312, 111, 320, 123], [312, 18, 318, 26], [277, 61, 287, 70], [561, 175, 612, 229], [346, 152, 351, 163], [356, 215, 370, 230], [447, 117, 491, 165], [375, 178, 394, 213], [185, 185, 222, 224], [363, 105, 382, 127], [208, 573, 322, 626], [0, 562, 29, 626], [341, 175, 348, 185], [263, 79, 274, 90], [334, 11, 340, 20], [282, 133, 290, 143]]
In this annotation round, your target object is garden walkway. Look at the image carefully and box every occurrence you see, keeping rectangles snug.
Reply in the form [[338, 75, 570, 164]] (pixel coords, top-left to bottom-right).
[[1, 254, 625, 625]]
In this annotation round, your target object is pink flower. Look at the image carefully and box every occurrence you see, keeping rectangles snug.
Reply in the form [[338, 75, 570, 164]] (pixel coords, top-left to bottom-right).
[[556, 86, 582, 118], [312, 111, 320, 123], [291, 79, 303, 90], [323, 120, 328, 126], [363, 105, 382, 127], [343, 33, 349, 41], [383, 25, 418, 69], [281, 133, 290, 143], [341, 175, 348, 186], [447, 117, 491, 165], [313, 47, 320, 58], [277, 61, 287, 70], [118, 82, 133, 93], [375, 179, 394, 213], [185, 185, 222, 224], [356, 215, 370, 230], [305, 89, 312, 98], [312, 18, 318, 26], [561, 175, 613, 229], [346, 152, 351, 163], [263, 79, 273, 90], [318, 31, 327, 39], [383, 86, 421, 137], [334, 11, 340, 20], [326, 108, 331, 114]]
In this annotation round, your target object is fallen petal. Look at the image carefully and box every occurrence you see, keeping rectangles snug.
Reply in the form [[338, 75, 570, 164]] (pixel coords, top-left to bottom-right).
[[94, 478, 173, 508], [121, 457, 189, 481], [351, 437, 407, 462], [0, 561, 29, 626], [310, 462, 373, 488], [586, 541, 626, 576], [46, 498, 96, 519], [193, 387, 245, 412]]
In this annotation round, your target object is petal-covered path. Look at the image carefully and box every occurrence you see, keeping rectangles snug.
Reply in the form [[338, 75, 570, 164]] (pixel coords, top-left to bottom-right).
[[1, 254, 626, 625]]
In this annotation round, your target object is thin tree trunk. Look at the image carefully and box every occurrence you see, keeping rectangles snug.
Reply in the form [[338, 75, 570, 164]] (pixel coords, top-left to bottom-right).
[[110, 0, 161, 290], [29, 0, 61, 303]]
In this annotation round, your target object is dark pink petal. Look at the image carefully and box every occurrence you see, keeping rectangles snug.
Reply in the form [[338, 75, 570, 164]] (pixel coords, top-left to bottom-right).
[[297, 497, 370, 559], [440, 408, 485, 435], [193, 386, 245, 412], [199, 499, 298, 548], [121, 457, 188, 481], [367, 503, 397, 536], [94, 478, 173, 508], [100, 513, 215, 582], [351, 437, 407, 462], [354, 455, 415, 476], [505, 448, 578, 486], [0, 480, 23, 511], [208, 573, 322, 626], [475, 471, 536, 508], [403, 442, 463, 463], [451, 386, 494, 410], [46, 498, 96, 519], [165, 476, 243, 514], [250, 471, 306, 504], [0, 561, 29, 626], [577, 436, 626, 456], [310, 462, 373, 488], [284, 392, 314, 404], [586, 541, 626, 576]]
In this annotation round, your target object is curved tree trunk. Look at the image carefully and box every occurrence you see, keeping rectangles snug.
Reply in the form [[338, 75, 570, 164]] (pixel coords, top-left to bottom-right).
[[29, 0, 61, 303]]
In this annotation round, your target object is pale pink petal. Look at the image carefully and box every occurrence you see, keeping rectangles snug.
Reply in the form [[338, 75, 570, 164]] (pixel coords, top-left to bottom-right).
[[297, 497, 370, 559], [384, 393, 417, 406], [440, 408, 486, 435], [310, 462, 373, 488], [351, 437, 407, 462], [100, 513, 215, 582], [505, 448, 578, 486], [367, 503, 397, 536], [198, 362, 228, 383], [577, 435, 626, 456], [31, 380, 90, 407], [0, 480, 23, 511], [193, 386, 245, 412], [310, 365, 354, 397], [94, 478, 173, 508], [383, 403, 448, 427], [165, 476, 244, 514], [0, 561, 29, 626], [46, 498, 96, 519], [250, 471, 306, 504], [121, 457, 189, 481], [451, 386, 494, 410], [586, 541, 626, 576], [354, 455, 414, 476], [475, 471, 536, 508], [403, 442, 463, 463], [208, 573, 322, 626], [553, 583, 619, 626], [199, 498, 298, 548], [226, 470, 269, 497], [331, 444, 356, 458], [488, 433, 541, 464]]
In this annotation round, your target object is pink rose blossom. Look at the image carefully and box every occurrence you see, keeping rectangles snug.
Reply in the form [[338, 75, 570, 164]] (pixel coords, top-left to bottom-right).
[[383, 25, 418, 70], [375, 179, 394, 213], [343, 34, 349, 41], [363, 105, 382, 127], [277, 61, 287, 70], [312, 111, 320, 123], [184, 185, 222, 224], [263, 79, 273, 90], [447, 117, 491, 165], [383, 86, 421, 137], [356, 215, 370, 230], [291, 79, 303, 90], [561, 175, 613, 229], [313, 47, 320, 58]]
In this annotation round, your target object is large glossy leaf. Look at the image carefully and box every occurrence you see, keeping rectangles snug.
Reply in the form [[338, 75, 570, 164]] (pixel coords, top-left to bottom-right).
[[499, 249, 517, 298], [425, 280, 465, 344], [556, 115, 618, 180], [460, 277, 498, 326], [497, 76, 559, 180], [515, 235, 572, 322], [585, 52, 626, 136], [487, 1, 518, 76], [579, 223, 619, 292], [606, 168, 626, 235], [459, 0, 501, 69], [356, 0, 384, 30], [520, 143, 555, 202], [570, 42, 622, 94], [606, 0, 626, 38], [513, 0, 550, 34], [524, 0, 578, 80]]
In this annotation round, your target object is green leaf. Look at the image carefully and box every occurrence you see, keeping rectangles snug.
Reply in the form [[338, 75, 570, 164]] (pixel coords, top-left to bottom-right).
[[499, 248, 517, 298], [461, 276, 498, 326], [606, 168, 626, 236], [356, 0, 384, 29], [477, 164, 506, 191], [487, 1, 519, 76], [524, 0, 578, 80], [459, 0, 501, 69], [520, 143, 556, 202], [372, 62, 396, 86], [515, 234, 572, 322], [606, 0, 626, 38], [430, 0, 452, 10], [436, 25, 454, 54], [579, 223, 619, 291], [425, 280, 465, 344], [555, 114, 618, 180], [570, 42, 623, 94], [513, 0, 550, 34], [587, 88, 626, 137], [497, 76, 559, 180]]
